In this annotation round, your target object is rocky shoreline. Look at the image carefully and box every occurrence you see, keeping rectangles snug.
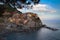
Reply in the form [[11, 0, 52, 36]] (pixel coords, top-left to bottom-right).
[[0, 12, 43, 35]]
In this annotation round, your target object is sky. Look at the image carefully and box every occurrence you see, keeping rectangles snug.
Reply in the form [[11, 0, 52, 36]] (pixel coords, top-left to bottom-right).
[[17, 0, 60, 20], [39, 0, 60, 20], [40, 0, 60, 10]]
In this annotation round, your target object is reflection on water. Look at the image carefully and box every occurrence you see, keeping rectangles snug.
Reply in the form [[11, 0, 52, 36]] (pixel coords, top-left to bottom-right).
[[37, 20, 60, 40], [6, 32, 37, 40], [1, 20, 60, 40]]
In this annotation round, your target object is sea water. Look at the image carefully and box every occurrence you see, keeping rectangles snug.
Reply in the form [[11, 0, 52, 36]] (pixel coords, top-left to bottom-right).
[[1, 20, 60, 40]]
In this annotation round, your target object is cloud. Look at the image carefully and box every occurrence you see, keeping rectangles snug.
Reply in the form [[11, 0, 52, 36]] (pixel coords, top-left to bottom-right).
[[17, 4, 60, 20], [39, 14, 60, 20], [17, 4, 56, 13], [32, 4, 56, 13]]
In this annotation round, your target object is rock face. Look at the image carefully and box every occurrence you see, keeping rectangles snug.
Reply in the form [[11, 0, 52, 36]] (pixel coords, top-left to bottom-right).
[[7, 12, 42, 32], [0, 12, 43, 32]]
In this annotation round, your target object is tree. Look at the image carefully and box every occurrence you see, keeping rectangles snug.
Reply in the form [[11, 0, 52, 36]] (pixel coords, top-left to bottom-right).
[[31, 0, 40, 4], [19, 0, 27, 4], [0, 5, 5, 17]]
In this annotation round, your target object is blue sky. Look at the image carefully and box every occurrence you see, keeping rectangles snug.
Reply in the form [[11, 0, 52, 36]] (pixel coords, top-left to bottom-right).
[[39, 0, 60, 20], [40, 0, 60, 10], [17, 0, 60, 20]]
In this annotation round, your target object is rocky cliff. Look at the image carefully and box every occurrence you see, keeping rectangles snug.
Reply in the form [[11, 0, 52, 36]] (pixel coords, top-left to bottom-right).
[[0, 12, 42, 33]]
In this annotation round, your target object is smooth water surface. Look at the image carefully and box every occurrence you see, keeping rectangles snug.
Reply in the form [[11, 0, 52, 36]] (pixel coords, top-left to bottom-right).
[[1, 20, 60, 40]]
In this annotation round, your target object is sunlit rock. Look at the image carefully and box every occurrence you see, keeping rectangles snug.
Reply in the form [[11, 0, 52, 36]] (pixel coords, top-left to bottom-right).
[[7, 12, 42, 32]]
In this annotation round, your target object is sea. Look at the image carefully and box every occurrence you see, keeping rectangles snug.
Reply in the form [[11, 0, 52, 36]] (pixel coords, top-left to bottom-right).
[[0, 20, 60, 40]]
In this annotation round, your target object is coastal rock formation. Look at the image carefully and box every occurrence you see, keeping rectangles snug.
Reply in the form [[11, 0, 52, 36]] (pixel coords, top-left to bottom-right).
[[0, 12, 42, 32], [7, 12, 42, 32], [0, 12, 58, 33]]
